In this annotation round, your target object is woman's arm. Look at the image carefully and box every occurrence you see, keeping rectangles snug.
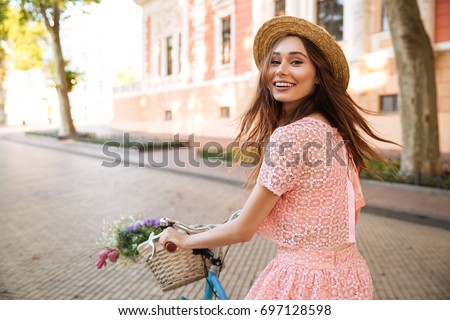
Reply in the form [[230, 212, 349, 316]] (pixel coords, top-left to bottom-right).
[[159, 184, 280, 250]]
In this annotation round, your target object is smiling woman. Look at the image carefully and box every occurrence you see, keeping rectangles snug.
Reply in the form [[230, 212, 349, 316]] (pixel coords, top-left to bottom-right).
[[159, 16, 396, 300]]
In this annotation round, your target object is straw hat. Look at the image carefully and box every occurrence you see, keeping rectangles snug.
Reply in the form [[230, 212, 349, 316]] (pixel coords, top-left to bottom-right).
[[253, 16, 349, 89]]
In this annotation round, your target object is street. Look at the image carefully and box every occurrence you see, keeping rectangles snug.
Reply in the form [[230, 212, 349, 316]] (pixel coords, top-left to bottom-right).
[[0, 138, 449, 299]]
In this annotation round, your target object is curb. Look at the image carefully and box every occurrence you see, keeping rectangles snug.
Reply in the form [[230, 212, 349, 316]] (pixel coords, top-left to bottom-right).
[[361, 179, 450, 197], [363, 205, 450, 231], [1, 134, 246, 188]]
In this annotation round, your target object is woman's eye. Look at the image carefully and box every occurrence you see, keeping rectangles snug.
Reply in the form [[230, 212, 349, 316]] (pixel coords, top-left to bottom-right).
[[291, 60, 303, 65], [270, 60, 281, 65]]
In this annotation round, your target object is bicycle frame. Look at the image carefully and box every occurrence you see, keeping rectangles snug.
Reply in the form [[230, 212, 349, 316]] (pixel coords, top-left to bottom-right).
[[180, 265, 228, 300], [203, 270, 228, 300]]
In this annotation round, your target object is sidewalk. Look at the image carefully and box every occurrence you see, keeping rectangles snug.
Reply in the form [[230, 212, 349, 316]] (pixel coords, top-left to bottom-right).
[[1, 126, 449, 300], [2, 125, 449, 230]]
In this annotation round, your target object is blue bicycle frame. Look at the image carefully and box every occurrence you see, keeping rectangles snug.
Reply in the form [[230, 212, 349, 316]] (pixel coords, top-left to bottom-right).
[[203, 270, 228, 300], [181, 254, 228, 300], [180, 271, 228, 300]]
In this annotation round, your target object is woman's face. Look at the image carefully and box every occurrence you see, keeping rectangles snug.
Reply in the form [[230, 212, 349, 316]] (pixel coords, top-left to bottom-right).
[[266, 36, 317, 114]]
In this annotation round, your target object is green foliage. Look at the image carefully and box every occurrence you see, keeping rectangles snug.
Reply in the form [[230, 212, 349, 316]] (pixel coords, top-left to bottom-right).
[[65, 68, 81, 92], [17, 0, 102, 24], [197, 147, 258, 166], [198, 148, 235, 163], [114, 66, 138, 86], [0, 1, 8, 41], [0, 0, 9, 81], [46, 59, 83, 92], [361, 158, 400, 181], [96, 216, 161, 268], [25, 130, 185, 150], [116, 226, 161, 262], [361, 157, 450, 189], [3, 6, 46, 70]]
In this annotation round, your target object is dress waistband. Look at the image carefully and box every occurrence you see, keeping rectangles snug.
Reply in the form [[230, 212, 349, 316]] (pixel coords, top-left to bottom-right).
[[275, 244, 357, 269]]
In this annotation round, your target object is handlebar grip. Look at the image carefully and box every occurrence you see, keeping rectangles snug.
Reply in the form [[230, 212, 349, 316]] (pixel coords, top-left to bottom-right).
[[165, 242, 177, 253]]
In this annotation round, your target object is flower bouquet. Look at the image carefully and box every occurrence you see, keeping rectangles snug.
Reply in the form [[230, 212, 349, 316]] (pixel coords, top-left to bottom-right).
[[95, 215, 217, 292], [95, 216, 160, 269]]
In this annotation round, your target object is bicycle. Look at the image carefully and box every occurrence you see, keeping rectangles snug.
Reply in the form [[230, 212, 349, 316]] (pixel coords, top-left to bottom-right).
[[138, 209, 242, 300]]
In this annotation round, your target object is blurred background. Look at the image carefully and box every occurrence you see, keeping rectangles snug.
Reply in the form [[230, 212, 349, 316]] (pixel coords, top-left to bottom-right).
[[1, 0, 449, 181], [0, 0, 449, 300], [1, 0, 142, 127]]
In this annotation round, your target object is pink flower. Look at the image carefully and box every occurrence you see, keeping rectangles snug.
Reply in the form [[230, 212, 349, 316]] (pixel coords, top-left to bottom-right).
[[96, 250, 109, 269], [108, 250, 119, 262], [96, 249, 119, 269]]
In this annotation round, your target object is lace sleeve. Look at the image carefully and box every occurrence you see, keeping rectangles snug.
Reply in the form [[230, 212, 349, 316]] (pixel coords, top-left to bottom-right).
[[257, 125, 305, 196]]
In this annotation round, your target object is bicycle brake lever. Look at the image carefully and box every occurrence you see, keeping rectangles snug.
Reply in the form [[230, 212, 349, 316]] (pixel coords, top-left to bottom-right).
[[159, 217, 175, 228], [136, 231, 161, 262]]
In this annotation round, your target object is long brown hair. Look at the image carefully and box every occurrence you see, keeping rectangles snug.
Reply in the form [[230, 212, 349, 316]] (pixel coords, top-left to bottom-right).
[[234, 35, 395, 184]]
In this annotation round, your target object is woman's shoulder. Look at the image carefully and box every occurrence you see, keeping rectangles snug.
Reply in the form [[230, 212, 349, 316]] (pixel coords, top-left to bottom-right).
[[273, 116, 338, 138], [294, 116, 337, 131]]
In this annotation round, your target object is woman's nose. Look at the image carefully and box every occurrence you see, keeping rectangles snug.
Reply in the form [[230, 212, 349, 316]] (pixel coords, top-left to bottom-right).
[[275, 61, 289, 76]]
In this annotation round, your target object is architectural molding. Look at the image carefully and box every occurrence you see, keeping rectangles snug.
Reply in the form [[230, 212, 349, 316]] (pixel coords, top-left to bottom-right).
[[344, 0, 371, 62], [212, 2, 236, 76], [436, 41, 450, 52]]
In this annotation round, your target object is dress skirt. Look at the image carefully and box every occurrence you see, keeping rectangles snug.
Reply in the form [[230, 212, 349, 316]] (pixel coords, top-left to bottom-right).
[[245, 244, 373, 300]]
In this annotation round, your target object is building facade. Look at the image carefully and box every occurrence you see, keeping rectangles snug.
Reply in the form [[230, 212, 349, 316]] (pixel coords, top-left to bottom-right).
[[112, 0, 450, 152]]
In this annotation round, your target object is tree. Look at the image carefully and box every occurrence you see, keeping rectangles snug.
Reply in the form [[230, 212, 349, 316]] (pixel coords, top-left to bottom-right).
[[4, 7, 46, 70], [0, 0, 8, 124], [0, 2, 46, 125], [18, 0, 100, 137], [385, 0, 440, 183], [47, 58, 82, 92]]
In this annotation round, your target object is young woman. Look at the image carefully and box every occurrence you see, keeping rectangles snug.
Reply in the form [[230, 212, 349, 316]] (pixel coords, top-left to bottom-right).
[[160, 16, 392, 299]]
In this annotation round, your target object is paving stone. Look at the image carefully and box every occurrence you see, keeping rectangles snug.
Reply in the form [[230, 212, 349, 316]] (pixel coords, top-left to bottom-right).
[[0, 137, 449, 300]]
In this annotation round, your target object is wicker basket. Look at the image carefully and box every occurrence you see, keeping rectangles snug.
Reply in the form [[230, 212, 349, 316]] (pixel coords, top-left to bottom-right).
[[142, 242, 212, 292]]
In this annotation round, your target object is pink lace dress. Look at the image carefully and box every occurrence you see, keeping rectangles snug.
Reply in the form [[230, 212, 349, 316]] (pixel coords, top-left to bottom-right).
[[245, 117, 373, 300]]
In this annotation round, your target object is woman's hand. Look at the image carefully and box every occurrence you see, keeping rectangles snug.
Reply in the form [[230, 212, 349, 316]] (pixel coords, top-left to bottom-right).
[[159, 228, 189, 250]]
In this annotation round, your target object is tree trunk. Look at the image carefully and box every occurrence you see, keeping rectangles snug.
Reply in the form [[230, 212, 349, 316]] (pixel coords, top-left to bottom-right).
[[0, 55, 6, 125], [50, 29, 77, 136], [41, 3, 76, 137], [385, 0, 440, 183]]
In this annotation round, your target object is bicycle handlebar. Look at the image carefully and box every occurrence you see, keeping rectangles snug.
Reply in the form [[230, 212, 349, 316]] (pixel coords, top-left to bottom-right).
[[164, 241, 178, 253], [159, 209, 242, 253]]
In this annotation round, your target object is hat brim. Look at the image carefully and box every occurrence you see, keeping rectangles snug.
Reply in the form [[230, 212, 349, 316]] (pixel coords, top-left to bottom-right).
[[253, 16, 349, 89]]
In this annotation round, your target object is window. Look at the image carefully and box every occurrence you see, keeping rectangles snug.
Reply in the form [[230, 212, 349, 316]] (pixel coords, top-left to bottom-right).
[[166, 36, 174, 75], [275, 0, 286, 17], [380, 94, 399, 112], [165, 110, 172, 120], [158, 39, 162, 76], [178, 33, 182, 73], [220, 106, 230, 118], [221, 16, 231, 64], [317, 0, 344, 41], [380, 0, 389, 32]]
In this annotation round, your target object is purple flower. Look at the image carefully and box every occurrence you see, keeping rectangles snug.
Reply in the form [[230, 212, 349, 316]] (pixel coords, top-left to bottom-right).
[[143, 218, 159, 228], [146, 218, 160, 227], [142, 219, 150, 227]]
